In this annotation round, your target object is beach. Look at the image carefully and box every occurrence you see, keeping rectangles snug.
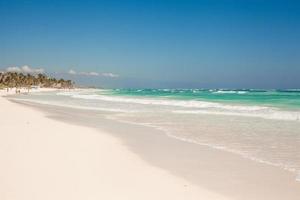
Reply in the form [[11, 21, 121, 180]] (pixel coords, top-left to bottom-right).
[[2, 1, 299, 199], [0, 89, 229, 200], [1, 89, 300, 200]]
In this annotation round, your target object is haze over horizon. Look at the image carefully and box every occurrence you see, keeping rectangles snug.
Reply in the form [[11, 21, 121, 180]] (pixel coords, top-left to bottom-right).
[[1, 0, 299, 89]]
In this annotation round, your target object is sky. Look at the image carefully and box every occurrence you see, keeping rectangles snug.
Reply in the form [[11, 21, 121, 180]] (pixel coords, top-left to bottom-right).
[[0, 0, 299, 88]]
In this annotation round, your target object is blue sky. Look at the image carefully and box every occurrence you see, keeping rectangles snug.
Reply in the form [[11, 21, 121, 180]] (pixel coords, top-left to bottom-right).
[[0, 0, 299, 88]]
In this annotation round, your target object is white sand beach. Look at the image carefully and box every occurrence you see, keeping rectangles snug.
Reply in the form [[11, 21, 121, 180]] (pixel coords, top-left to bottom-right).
[[0, 90, 229, 200], [2, 1, 299, 199]]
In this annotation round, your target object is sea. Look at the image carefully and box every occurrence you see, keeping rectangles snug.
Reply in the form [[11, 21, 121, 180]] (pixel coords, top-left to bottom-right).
[[11, 88, 300, 181]]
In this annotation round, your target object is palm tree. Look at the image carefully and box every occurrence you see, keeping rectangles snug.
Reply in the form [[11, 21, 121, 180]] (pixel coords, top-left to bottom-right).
[[0, 72, 74, 89]]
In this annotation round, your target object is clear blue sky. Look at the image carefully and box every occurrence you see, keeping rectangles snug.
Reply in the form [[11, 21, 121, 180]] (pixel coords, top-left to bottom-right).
[[1, 0, 299, 88]]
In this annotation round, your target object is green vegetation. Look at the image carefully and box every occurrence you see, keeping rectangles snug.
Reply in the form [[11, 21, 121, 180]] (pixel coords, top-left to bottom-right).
[[0, 72, 74, 89]]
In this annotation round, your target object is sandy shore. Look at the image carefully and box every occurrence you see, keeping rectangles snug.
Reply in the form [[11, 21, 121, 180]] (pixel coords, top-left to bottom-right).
[[0, 90, 229, 200], [6, 88, 300, 200]]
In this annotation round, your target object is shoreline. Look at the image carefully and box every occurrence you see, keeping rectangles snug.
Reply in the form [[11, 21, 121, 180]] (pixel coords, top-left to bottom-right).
[[0, 90, 229, 200], [7, 93, 300, 200]]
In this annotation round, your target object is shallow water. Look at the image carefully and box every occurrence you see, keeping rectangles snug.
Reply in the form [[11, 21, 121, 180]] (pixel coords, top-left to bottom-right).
[[11, 88, 300, 181]]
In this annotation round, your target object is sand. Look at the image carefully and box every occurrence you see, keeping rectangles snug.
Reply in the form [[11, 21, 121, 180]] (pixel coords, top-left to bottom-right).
[[0, 89, 229, 200]]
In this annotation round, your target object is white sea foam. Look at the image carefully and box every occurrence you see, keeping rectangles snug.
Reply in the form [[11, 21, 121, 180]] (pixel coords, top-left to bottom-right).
[[70, 94, 268, 111], [213, 90, 248, 94], [56, 91, 77, 96], [173, 109, 300, 121], [53, 91, 300, 121]]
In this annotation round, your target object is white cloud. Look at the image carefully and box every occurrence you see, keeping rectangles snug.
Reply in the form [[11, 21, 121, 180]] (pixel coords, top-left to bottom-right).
[[68, 69, 77, 75], [68, 69, 119, 78], [68, 69, 99, 76], [101, 72, 119, 78], [6, 65, 45, 74], [6, 66, 21, 73], [88, 72, 100, 76], [79, 71, 99, 76]]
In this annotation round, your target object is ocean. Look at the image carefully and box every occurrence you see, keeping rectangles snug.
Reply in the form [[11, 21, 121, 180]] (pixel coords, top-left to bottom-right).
[[11, 88, 300, 181]]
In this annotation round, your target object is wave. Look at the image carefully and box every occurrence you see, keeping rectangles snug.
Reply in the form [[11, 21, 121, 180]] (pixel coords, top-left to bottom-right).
[[277, 89, 300, 93], [173, 109, 300, 121], [70, 93, 268, 111], [213, 90, 248, 94], [54, 91, 300, 121]]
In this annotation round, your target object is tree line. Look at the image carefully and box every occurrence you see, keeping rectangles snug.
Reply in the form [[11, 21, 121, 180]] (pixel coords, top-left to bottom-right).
[[0, 72, 74, 89]]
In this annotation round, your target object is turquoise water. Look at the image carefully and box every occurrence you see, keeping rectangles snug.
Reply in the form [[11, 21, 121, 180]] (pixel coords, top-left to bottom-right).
[[106, 89, 300, 110]]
